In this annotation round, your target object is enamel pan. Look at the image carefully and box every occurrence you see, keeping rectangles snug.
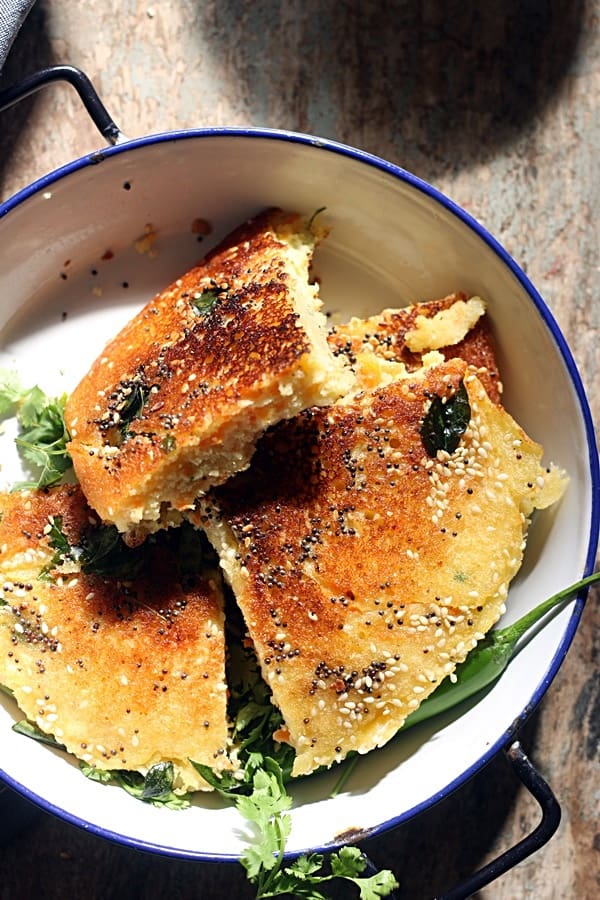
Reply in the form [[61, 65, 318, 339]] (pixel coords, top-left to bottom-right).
[[0, 66, 597, 894]]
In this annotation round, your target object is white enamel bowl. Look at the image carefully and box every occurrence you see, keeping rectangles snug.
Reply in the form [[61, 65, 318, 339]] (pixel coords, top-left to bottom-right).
[[0, 129, 598, 860]]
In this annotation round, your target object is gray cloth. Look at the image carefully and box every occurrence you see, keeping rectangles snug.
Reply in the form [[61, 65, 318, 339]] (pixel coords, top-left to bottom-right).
[[0, 0, 36, 70]]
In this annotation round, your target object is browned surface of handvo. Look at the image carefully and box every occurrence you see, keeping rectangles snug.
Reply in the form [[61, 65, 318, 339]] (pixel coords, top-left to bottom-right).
[[0, 2, 597, 898]]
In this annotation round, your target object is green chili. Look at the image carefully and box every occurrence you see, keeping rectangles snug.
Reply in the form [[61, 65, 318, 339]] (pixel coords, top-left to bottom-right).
[[331, 571, 599, 796], [403, 571, 600, 729]]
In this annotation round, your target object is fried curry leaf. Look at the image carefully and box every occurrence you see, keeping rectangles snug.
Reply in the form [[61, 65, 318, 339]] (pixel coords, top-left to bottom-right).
[[117, 381, 154, 439], [80, 762, 191, 809], [79, 524, 148, 579], [141, 761, 177, 801], [420, 380, 471, 457], [38, 516, 212, 586]]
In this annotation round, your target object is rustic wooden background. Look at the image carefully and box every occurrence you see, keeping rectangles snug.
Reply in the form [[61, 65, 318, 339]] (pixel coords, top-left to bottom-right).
[[0, 1, 598, 897]]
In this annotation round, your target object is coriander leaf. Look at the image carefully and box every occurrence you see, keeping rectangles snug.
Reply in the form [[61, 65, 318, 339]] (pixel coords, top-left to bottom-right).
[[230, 758, 398, 899], [191, 763, 246, 796], [330, 846, 367, 878], [0, 369, 26, 417], [226, 638, 295, 784], [235, 759, 291, 887], [420, 380, 470, 457], [353, 869, 400, 900], [236, 763, 292, 827], [11, 386, 72, 489], [261, 870, 330, 900], [18, 385, 54, 428], [287, 854, 325, 878]]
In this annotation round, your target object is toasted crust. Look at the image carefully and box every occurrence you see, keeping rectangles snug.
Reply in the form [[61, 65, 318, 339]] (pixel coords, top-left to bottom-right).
[[194, 359, 565, 776], [329, 292, 503, 403], [0, 485, 228, 791], [65, 209, 353, 536]]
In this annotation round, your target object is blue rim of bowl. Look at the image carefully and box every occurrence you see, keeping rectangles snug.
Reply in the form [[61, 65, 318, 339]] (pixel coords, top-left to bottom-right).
[[0, 126, 598, 861]]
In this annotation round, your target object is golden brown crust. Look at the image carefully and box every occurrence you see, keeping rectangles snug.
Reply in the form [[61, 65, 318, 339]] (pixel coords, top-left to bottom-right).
[[196, 359, 558, 776], [65, 208, 352, 534], [0, 486, 228, 790], [329, 292, 503, 403]]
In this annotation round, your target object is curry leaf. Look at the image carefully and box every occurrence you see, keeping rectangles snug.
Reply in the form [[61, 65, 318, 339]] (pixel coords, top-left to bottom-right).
[[420, 380, 470, 457], [80, 762, 190, 809]]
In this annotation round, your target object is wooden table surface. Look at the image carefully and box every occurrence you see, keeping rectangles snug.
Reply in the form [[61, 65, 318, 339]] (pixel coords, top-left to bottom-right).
[[0, 2, 598, 898]]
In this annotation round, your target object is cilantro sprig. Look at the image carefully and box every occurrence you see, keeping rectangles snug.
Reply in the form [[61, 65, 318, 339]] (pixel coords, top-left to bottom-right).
[[193, 621, 398, 899], [0, 369, 72, 488], [233, 757, 398, 899]]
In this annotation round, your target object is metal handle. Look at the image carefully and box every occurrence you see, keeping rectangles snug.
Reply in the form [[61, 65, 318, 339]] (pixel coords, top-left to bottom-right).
[[436, 740, 561, 899], [361, 739, 560, 900], [0, 64, 125, 145]]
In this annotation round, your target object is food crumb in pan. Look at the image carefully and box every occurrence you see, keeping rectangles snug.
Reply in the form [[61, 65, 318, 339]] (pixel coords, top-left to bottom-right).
[[191, 217, 212, 236], [134, 223, 158, 257]]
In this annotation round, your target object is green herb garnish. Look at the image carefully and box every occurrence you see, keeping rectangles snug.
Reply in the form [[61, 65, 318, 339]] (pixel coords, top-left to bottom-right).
[[192, 611, 397, 897], [80, 761, 190, 810], [38, 514, 82, 580], [224, 757, 398, 899], [331, 571, 600, 795], [403, 570, 600, 729], [78, 524, 148, 579], [117, 381, 153, 439], [193, 612, 295, 799], [0, 370, 73, 489], [161, 433, 176, 453], [420, 380, 471, 457], [12, 720, 66, 750], [36, 515, 211, 585], [191, 288, 221, 316]]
